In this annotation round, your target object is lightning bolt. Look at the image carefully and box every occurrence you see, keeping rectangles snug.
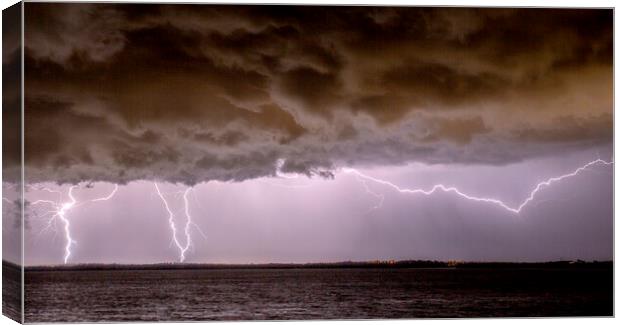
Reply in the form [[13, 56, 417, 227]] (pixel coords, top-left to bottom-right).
[[153, 183, 206, 262], [91, 185, 119, 202], [343, 159, 613, 214], [29, 184, 119, 264], [359, 177, 385, 211]]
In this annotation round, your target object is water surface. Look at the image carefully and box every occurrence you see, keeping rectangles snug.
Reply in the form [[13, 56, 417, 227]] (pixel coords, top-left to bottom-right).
[[25, 267, 612, 322]]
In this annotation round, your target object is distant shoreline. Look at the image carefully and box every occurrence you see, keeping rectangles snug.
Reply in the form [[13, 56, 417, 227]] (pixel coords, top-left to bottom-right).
[[4, 259, 612, 272]]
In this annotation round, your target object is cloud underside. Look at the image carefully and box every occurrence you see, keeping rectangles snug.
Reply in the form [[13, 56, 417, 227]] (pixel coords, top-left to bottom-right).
[[8, 4, 612, 184]]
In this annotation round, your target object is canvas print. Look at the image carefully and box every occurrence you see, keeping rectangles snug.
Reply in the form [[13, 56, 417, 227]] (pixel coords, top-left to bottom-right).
[[1, 2, 614, 322]]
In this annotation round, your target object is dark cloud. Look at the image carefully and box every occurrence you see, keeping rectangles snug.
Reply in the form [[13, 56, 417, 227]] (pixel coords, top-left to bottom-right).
[[16, 4, 612, 184], [2, 3, 21, 182], [276, 67, 344, 118], [515, 114, 613, 144], [421, 116, 491, 144], [380, 62, 507, 106]]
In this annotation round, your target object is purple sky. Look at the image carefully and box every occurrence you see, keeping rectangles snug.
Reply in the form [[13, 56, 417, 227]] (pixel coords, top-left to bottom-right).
[[3, 146, 611, 265]]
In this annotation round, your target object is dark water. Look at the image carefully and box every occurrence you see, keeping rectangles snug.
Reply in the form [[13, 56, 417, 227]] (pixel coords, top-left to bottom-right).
[[2, 262, 22, 322], [24, 267, 612, 322]]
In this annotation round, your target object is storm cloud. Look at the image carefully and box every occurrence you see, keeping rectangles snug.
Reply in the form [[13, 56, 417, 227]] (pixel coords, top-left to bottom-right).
[[14, 4, 612, 184]]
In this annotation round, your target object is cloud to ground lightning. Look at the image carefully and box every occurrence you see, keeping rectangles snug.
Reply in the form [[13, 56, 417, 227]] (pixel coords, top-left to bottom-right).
[[28, 184, 118, 263], [153, 183, 206, 263]]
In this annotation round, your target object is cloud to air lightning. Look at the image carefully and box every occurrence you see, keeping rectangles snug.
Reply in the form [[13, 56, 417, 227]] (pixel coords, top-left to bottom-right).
[[342, 159, 613, 214], [30, 184, 119, 264]]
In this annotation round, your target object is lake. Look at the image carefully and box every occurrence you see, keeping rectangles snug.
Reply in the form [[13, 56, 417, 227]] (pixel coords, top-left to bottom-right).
[[24, 266, 612, 322]]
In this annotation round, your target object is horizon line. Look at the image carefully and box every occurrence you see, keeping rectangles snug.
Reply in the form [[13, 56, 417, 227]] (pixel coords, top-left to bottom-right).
[[4, 259, 612, 269]]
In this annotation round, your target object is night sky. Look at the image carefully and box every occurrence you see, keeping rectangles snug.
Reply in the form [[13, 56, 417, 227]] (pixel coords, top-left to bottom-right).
[[2, 4, 613, 265]]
